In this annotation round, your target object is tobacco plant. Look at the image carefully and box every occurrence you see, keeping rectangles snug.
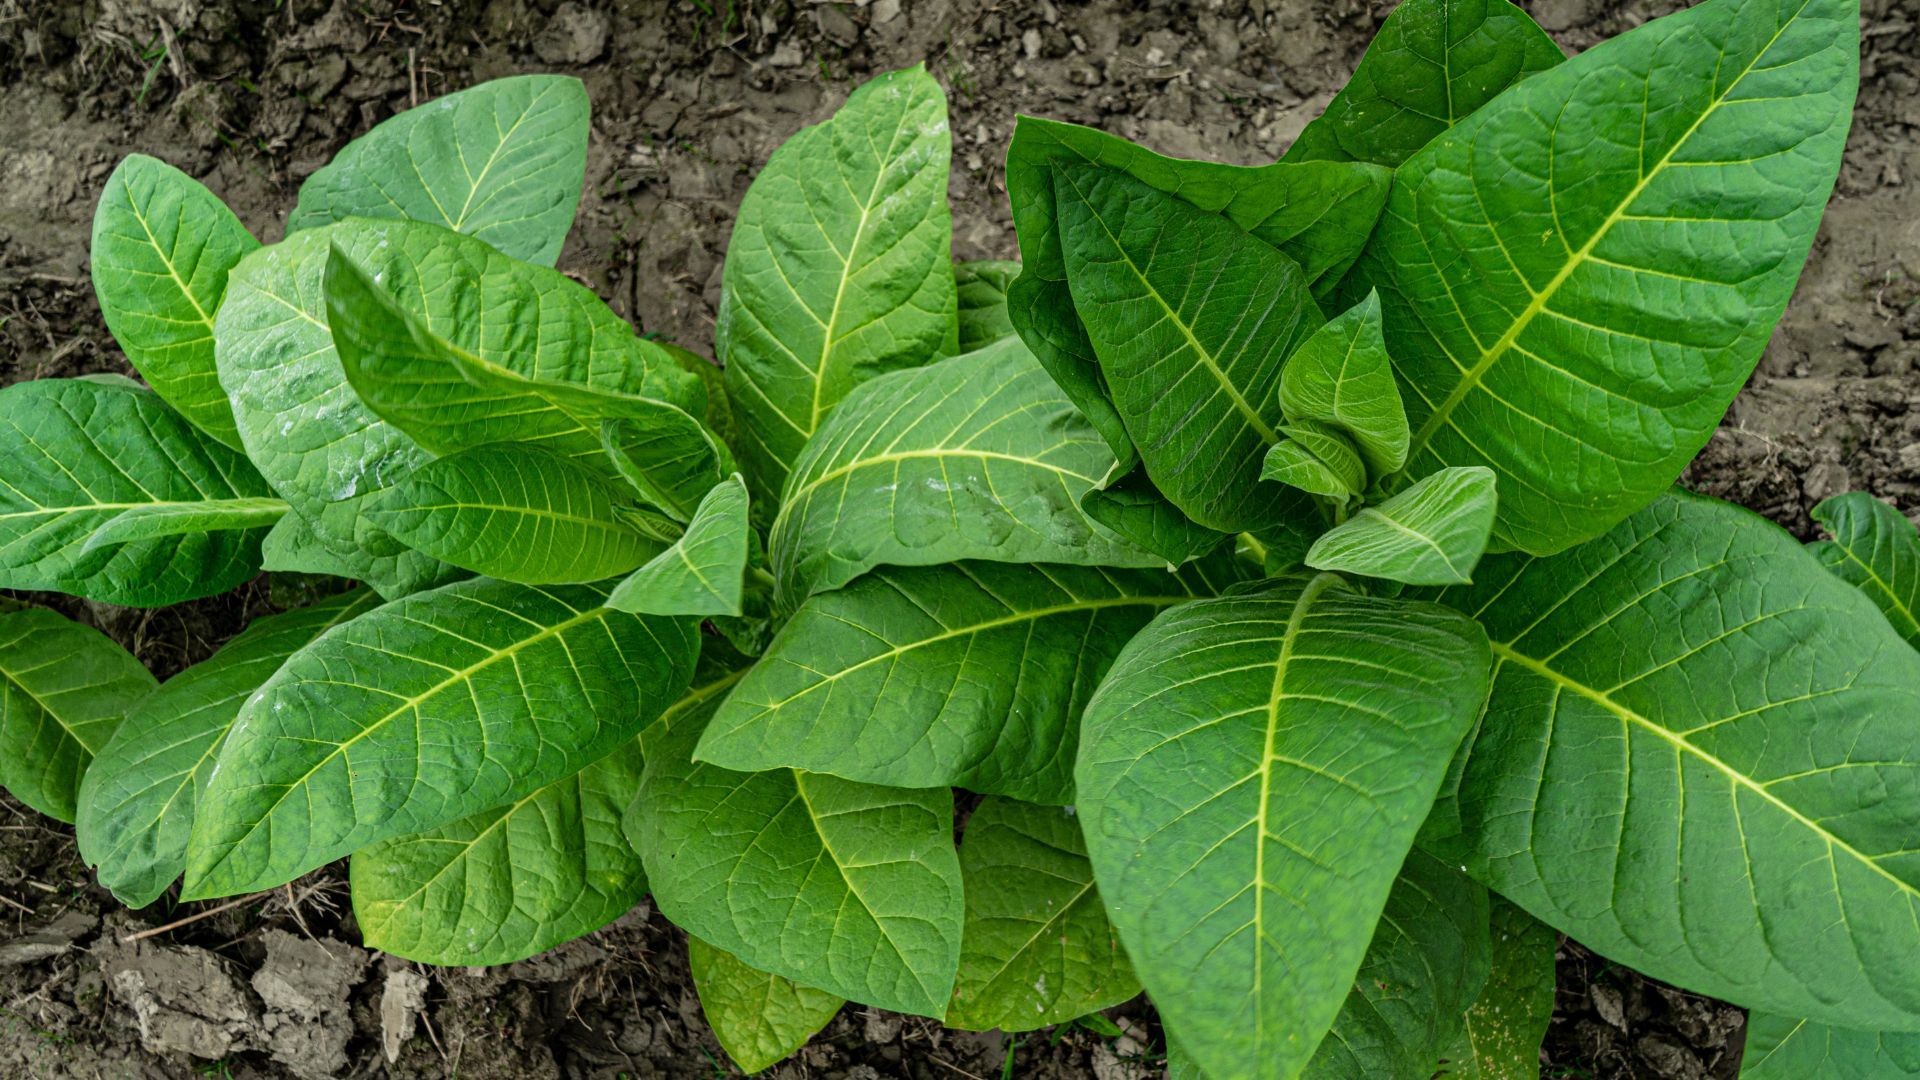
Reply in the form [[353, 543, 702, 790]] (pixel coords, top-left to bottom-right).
[[0, 0, 1904, 1075]]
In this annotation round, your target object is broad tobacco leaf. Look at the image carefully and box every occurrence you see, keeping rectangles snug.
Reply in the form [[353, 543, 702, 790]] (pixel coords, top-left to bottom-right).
[[718, 65, 956, 508], [259, 507, 463, 601], [1075, 574, 1493, 1080], [90, 154, 259, 447], [1807, 491, 1920, 649], [1741, 1012, 1920, 1078], [690, 936, 844, 1074], [954, 259, 1020, 352], [0, 607, 156, 824], [1427, 490, 1920, 1030], [1440, 897, 1558, 1080], [288, 75, 589, 266], [1306, 466, 1498, 586], [80, 498, 287, 555], [1341, 0, 1858, 554], [607, 474, 751, 617]]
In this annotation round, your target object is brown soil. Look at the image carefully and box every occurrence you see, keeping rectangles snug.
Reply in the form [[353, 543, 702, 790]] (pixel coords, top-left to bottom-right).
[[0, 0, 1912, 1076]]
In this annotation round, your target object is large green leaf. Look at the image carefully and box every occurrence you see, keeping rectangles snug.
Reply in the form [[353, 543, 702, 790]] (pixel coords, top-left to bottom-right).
[[288, 75, 589, 266], [717, 66, 955, 507], [768, 336, 1158, 604], [182, 578, 696, 898], [0, 607, 156, 823], [1742, 1013, 1920, 1078], [1284, 0, 1563, 168], [81, 497, 288, 555], [1808, 492, 1920, 649], [606, 474, 750, 617], [90, 154, 259, 447], [1076, 574, 1492, 1080], [1055, 163, 1324, 531], [76, 590, 379, 907], [689, 936, 844, 1074], [1441, 897, 1558, 1080], [697, 560, 1229, 803], [1306, 466, 1498, 586], [954, 259, 1020, 352], [351, 738, 648, 966], [1427, 490, 1920, 1030], [369, 444, 662, 585], [258, 508, 463, 600], [0, 379, 272, 606], [1342, 0, 1858, 555], [1279, 290, 1407, 478], [947, 797, 1138, 1032], [630, 687, 963, 1017]]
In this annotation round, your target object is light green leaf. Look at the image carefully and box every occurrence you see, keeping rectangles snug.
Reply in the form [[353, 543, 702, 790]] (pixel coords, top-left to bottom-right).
[[0, 607, 156, 823], [955, 259, 1020, 352], [368, 444, 663, 585], [1279, 421, 1367, 496], [947, 797, 1139, 1032], [601, 407, 734, 523], [1306, 466, 1498, 586], [1080, 468, 1230, 565], [1284, 0, 1563, 168], [82, 497, 288, 555], [1278, 290, 1408, 478], [690, 936, 844, 1074], [90, 154, 259, 447], [1440, 897, 1558, 1080], [1427, 490, 1920, 1030], [76, 590, 379, 907], [606, 474, 750, 617], [288, 75, 589, 266], [1261, 440, 1359, 504], [718, 66, 956, 508], [1076, 574, 1492, 1080], [768, 336, 1159, 605], [1055, 162, 1324, 531], [1341, 0, 1858, 555], [183, 578, 697, 899], [1808, 492, 1920, 649], [350, 738, 648, 966], [259, 508, 463, 600], [697, 560, 1232, 804], [0, 379, 272, 607], [1741, 1013, 1920, 1078]]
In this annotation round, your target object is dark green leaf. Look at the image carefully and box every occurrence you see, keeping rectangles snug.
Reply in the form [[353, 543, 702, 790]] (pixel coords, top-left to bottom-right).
[[955, 259, 1020, 352], [607, 474, 750, 617], [1306, 466, 1498, 585], [601, 407, 734, 523], [259, 508, 463, 600], [0, 607, 155, 823], [1079, 467, 1230, 565], [1808, 492, 1920, 649], [690, 936, 844, 1074]]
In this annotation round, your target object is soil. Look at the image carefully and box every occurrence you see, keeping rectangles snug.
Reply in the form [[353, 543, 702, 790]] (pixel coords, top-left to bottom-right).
[[0, 0, 1912, 1076]]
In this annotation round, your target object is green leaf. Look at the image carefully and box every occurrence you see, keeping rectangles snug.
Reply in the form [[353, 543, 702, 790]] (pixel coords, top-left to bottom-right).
[[1302, 853, 1491, 1079], [1808, 492, 1920, 649], [1278, 290, 1408, 478], [768, 336, 1159, 605], [606, 474, 750, 617], [1306, 466, 1498, 586], [288, 75, 589, 266], [1278, 421, 1368, 496], [690, 936, 844, 1074], [76, 590, 379, 907], [1440, 897, 1558, 1080], [955, 259, 1020, 352], [0, 379, 272, 607], [1080, 468, 1230, 565], [1427, 490, 1920, 1030], [1076, 574, 1492, 1080], [259, 508, 463, 600], [947, 797, 1139, 1032], [183, 578, 697, 898], [697, 560, 1231, 803], [90, 154, 259, 447], [601, 408, 734, 523], [368, 444, 663, 585], [718, 66, 956, 508], [350, 738, 648, 966], [630, 687, 964, 1017], [1261, 440, 1359, 504], [1054, 162, 1324, 531], [1341, 0, 1858, 555], [0, 607, 156, 823], [81, 497, 288, 555], [1741, 1013, 1920, 1078], [1284, 0, 1563, 168]]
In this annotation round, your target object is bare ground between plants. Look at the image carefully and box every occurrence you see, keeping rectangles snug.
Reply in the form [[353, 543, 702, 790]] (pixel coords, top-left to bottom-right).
[[0, 0, 1915, 1076]]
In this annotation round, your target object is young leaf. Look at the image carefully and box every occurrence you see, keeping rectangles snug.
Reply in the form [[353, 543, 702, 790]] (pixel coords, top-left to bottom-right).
[[1261, 440, 1359, 504], [350, 738, 648, 966], [954, 259, 1020, 352], [696, 560, 1231, 804], [1075, 574, 1493, 1080], [1340, 0, 1858, 555], [1305, 466, 1498, 586], [768, 336, 1159, 604], [76, 590, 380, 907], [1807, 492, 1920, 649], [288, 75, 589, 266], [718, 66, 956, 508], [1054, 162, 1324, 531], [1278, 290, 1408, 477], [1740, 1013, 1920, 1078], [601, 409, 734, 524], [689, 936, 844, 1074], [259, 508, 463, 601], [0, 608, 156, 824], [1284, 0, 1563, 168], [90, 154, 259, 447], [368, 444, 664, 585], [1278, 421, 1368, 496], [606, 474, 750, 617], [183, 578, 697, 899], [0, 379, 273, 607], [81, 497, 289, 555], [946, 797, 1139, 1032], [1440, 897, 1558, 1080], [1080, 468, 1231, 565], [1428, 490, 1920, 1030]]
